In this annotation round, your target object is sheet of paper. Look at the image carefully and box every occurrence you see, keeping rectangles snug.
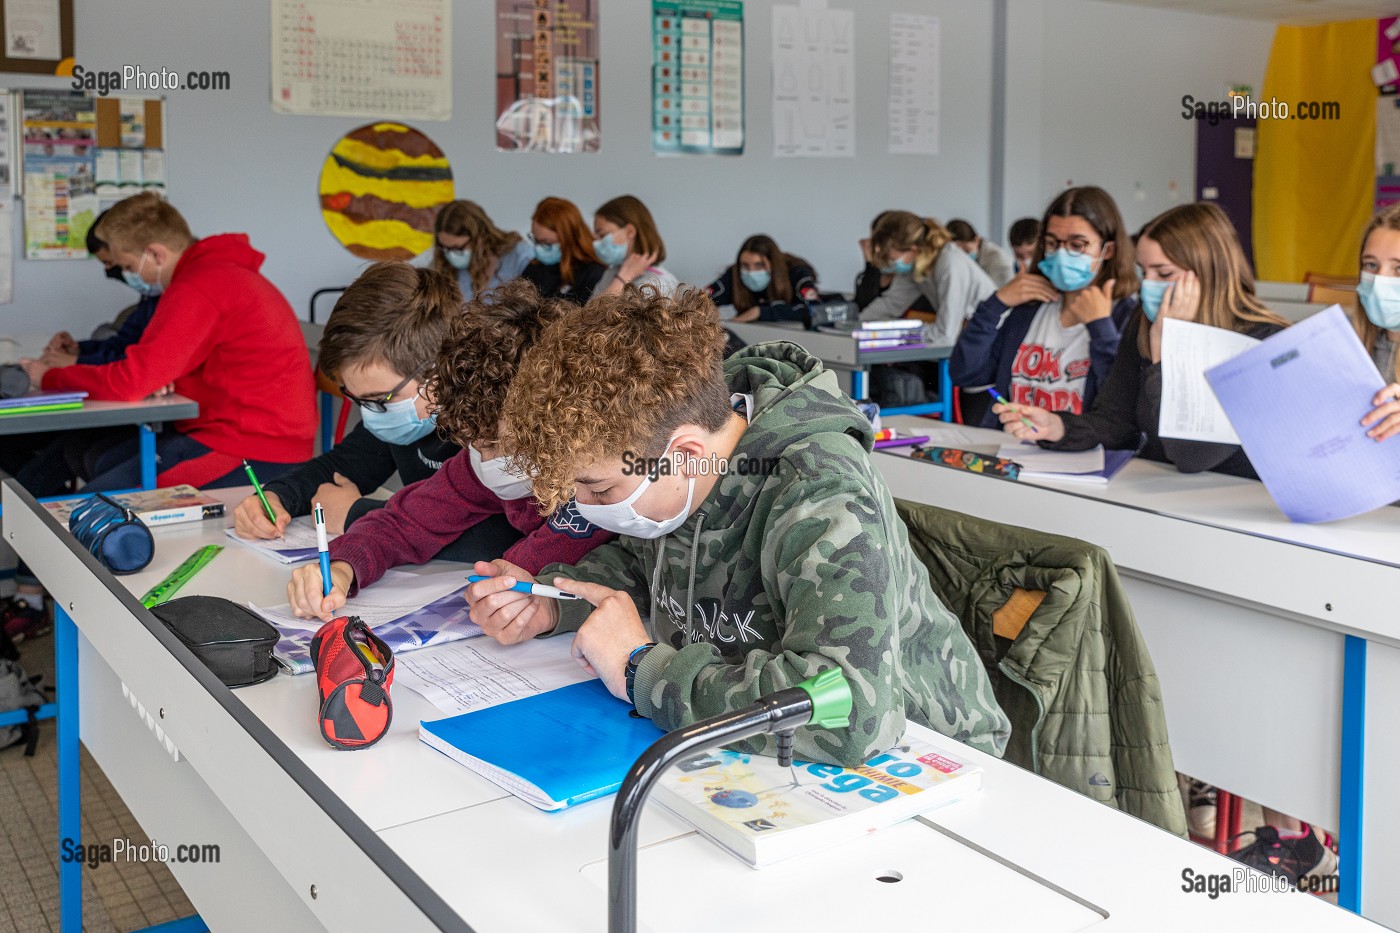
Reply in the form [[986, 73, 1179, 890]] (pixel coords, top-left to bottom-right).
[[224, 517, 337, 564], [398, 635, 590, 717], [1159, 317, 1261, 444], [5, 0, 61, 60], [996, 442, 1105, 475], [1206, 305, 1400, 523], [771, 3, 854, 157], [887, 13, 939, 155]]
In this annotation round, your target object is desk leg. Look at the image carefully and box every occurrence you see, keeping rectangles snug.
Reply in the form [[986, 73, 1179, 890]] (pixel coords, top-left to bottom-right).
[[139, 423, 158, 490], [56, 605, 82, 933], [850, 369, 867, 401], [1340, 634, 1366, 914], [320, 392, 333, 453], [937, 359, 952, 421]]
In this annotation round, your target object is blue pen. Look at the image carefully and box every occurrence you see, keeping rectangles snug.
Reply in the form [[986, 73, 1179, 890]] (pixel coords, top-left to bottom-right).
[[314, 502, 332, 598], [986, 387, 1038, 435], [466, 574, 581, 601]]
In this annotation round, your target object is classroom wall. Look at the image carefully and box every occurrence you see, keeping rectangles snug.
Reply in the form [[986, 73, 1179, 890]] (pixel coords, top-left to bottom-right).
[[2, 0, 1278, 339], [1003, 0, 1276, 233]]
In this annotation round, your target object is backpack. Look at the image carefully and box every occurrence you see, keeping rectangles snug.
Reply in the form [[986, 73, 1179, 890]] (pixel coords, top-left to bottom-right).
[[0, 654, 49, 756]]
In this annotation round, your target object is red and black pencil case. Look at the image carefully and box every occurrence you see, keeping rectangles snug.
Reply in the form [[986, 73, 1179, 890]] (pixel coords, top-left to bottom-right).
[[311, 616, 394, 750]]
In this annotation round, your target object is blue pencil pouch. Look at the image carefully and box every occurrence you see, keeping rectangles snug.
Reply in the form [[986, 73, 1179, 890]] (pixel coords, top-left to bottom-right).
[[68, 493, 155, 575]]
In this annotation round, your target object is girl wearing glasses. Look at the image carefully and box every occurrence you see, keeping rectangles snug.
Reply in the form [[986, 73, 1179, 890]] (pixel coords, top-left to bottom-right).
[[520, 196, 607, 305], [997, 202, 1289, 479], [430, 200, 534, 302], [233, 263, 465, 538], [950, 186, 1137, 428]]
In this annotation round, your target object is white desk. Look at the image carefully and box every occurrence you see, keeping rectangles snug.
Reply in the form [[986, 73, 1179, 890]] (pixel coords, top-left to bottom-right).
[[875, 416, 1400, 927], [4, 482, 1382, 932]]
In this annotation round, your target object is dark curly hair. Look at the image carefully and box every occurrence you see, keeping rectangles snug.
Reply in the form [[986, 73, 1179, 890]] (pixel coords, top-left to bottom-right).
[[504, 284, 730, 514], [426, 278, 571, 449]]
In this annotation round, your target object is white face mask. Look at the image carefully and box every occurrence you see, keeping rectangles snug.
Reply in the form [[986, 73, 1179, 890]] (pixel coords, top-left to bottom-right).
[[469, 445, 533, 500], [573, 439, 696, 539]]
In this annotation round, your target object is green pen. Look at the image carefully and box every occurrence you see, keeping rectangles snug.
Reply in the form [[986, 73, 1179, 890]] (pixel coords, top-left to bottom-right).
[[243, 459, 277, 524]]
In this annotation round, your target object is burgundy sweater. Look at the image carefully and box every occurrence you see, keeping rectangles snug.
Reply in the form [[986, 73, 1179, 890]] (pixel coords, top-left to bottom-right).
[[330, 448, 611, 594]]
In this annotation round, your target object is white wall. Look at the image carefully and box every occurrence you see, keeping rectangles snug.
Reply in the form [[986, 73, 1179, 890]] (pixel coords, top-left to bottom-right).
[[7, 0, 997, 337], [1004, 0, 1276, 232]]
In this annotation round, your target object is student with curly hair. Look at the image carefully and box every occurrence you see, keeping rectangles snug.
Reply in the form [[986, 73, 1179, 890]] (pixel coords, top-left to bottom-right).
[[284, 279, 610, 621], [465, 287, 1010, 767]]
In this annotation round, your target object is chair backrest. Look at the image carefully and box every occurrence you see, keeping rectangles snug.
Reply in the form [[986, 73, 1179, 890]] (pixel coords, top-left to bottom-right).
[[309, 286, 348, 324], [1303, 271, 1358, 289]]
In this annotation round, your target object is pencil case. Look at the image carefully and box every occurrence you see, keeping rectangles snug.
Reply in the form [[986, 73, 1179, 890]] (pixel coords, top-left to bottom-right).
[[68, 493, 155, 574], [312, 616, 394, 750], [151, 595, 279, 687], [910, 446, 1021, 480]]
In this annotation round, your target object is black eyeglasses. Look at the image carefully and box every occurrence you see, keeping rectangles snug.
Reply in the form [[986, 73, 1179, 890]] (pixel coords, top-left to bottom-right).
[[340, 364, 428, 413]]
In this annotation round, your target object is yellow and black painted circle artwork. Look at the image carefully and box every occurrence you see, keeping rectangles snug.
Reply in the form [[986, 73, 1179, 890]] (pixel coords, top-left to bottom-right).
[[318, 122, 454, 261]]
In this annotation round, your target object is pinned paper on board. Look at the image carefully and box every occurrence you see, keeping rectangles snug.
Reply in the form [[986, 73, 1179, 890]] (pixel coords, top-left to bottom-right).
[[495, 0, 600, 153], [318, 122, 455, 261], [771, 3, 854, 157]]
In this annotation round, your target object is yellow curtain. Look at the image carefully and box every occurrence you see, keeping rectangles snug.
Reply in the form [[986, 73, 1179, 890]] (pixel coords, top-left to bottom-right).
[[1254, 19, 1376, 282]]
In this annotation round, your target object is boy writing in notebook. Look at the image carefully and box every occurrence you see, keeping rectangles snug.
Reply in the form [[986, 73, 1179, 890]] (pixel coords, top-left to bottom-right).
[[19, 192, 315, 490], [466, 286, 1009, 766]]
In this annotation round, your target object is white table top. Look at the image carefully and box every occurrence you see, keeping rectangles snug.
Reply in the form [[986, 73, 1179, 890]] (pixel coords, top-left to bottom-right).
[[11, 483, 1379, 931]]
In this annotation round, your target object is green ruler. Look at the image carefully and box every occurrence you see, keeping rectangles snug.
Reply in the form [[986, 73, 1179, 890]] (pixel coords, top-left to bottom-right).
[[141, 544, 224, 609]]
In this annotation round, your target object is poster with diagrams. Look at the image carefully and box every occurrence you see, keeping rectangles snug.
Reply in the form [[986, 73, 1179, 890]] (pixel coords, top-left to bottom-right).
[[271, 0, 451, 120], [495, 0, 600, 153], [652, 0, 744, 156], [888, 13, 939, 155], [771, 3, 854, 158]]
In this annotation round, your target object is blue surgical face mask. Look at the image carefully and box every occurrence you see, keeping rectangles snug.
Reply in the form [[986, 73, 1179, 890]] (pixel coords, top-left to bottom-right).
[[123, 252, 163, 297], [881, 258, 914, 276], [1139, 279, 1172, 323], [593, 233, 629, 267], [534, 242, 562, 266], [360, 396, 437, 445], [1038, 248, 1101, 293], [444, 248, 471, 270], [1358, 272, 1400, 330], [740, 268, 772, 292]]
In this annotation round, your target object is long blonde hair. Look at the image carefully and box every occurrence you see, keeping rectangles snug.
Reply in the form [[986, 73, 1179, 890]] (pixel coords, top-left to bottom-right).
[[872, 211, 952, 283], [1358, 203, 1400, 382], [1135, 203, 1288, 357], [432, 200, 522, 294]]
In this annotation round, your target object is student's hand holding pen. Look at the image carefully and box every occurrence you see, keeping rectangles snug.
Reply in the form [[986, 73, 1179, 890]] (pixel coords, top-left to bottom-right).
[[465, 560, 559, 645], [233, 490, 291, 539], [288, 560, 353, 621], [994, 402, 1065, 443]]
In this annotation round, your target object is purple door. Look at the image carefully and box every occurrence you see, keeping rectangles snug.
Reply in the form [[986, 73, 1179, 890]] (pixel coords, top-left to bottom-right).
[[1195, 115, 1256, 271]]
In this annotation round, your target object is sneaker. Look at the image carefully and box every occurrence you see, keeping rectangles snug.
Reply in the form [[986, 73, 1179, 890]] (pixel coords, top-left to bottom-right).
[[1231, 826, 1339, 890], [1177, 774, 1217, 838], [1, 597, 51, 645]]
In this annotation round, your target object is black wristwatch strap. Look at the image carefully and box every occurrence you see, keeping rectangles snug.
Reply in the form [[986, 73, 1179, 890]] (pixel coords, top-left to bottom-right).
[[625, 643, 657, 705]]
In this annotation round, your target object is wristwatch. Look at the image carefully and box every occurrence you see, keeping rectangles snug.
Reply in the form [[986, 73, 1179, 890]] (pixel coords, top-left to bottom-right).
[[625, 642, 657, 705]]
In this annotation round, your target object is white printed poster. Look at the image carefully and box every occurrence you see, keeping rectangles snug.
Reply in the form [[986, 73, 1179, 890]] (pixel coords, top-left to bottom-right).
[[771, 3, 854, 158], [271, 0, 451, 120], [888, 13, 939, 156]]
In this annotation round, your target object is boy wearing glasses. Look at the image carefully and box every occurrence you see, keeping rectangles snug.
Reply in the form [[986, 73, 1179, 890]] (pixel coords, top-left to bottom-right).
[[275, 278, 610, 622]]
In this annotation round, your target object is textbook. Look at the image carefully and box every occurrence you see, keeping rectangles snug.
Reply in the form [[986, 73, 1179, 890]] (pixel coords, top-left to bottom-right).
[[653, 737, 982, 868], [821, 320, 922, 334], [419, 680, 665, 811], [43, 485, 225, 527]]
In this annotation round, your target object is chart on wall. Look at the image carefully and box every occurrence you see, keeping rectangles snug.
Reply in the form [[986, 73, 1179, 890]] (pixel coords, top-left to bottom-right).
[[771, 3, 853, 158], [271, 0, 451, 120], [318, 122, 455, 261], [495, 0, 600, 153], [888, 13, 939, 156], [652, 1, 744, 156]]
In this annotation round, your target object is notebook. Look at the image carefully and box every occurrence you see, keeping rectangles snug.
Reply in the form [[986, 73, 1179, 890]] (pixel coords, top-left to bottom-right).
[[419, 680, 665, 810], [653, 736, 982, 868], [997, 443, 1135, 485], [43, 485, 225, 526]]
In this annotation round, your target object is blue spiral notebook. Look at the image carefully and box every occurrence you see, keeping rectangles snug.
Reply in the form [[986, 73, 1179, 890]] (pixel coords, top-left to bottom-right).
[[419, 680, 665, 811]]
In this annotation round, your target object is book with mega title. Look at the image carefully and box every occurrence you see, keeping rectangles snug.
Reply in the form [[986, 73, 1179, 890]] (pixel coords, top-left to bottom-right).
[[653, 736, 982, 868], [43, 485, 225, 527]]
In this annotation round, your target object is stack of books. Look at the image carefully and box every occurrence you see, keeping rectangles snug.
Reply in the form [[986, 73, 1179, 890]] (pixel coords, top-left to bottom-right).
[[44, 485, 225, 526], [821, 320, 926, 351], [0, 390, 87, 416]]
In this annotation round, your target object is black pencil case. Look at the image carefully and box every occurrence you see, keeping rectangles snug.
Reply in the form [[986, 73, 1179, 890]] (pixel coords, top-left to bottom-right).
[[151, 595, 279, 688]]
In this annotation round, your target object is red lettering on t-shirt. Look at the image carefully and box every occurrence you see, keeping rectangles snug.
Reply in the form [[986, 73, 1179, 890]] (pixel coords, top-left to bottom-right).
[[1012, 343, 1063, 381]]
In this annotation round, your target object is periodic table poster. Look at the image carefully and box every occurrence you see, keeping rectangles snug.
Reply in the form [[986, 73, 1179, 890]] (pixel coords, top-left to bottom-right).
[[652, 0, 744, 156], [495, 0, 601, 153], [271, 0, 451, 121]]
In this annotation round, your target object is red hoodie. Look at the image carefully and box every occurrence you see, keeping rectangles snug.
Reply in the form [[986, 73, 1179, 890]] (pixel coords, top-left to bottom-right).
[[43, 234, 316, 465]]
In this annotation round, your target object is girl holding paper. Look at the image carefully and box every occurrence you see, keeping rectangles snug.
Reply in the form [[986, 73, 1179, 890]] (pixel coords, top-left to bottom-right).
[[1355, 203, 1400, 442], [995, 202, 1289, 479]]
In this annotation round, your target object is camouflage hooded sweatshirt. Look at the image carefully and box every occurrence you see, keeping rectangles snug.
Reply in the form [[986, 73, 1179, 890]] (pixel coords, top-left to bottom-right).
[[543, 342, 1010, 766]]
